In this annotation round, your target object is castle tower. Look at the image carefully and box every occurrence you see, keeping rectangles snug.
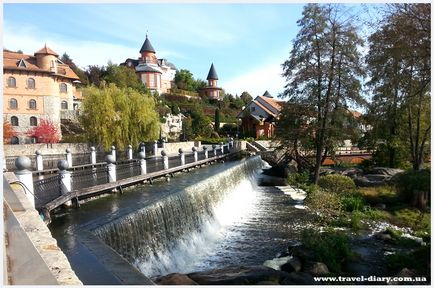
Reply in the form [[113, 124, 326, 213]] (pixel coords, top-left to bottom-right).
[[140, 35, 158, 64], [201, 63, 222, 100], [34, 44, 58, 72]]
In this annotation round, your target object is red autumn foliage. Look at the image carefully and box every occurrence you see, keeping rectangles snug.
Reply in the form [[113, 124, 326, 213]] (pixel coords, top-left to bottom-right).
[[3, 119, 17, 144], [26, 118, 61, 143]]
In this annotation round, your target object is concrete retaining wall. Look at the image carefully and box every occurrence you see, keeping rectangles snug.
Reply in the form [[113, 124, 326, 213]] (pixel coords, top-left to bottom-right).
[[3, 174, 82, 285]]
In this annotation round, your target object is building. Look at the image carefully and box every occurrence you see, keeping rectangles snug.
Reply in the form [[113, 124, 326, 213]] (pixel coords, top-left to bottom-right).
[[120, 35, 177, 94], [237, 91, 284, 138], [200, 63, 223, 101], [3, 46, 81, 144]]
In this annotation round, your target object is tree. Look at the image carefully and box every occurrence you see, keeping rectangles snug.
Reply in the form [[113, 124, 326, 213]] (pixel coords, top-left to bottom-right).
[[85, 65, 107, 87], [214, 108, 221, 132], [281, 4, 365, 183], [3, 119, 17, 144], [80, 84, 159, 149], [61, 52, 88, 85], [174, 69, 195, 91], [26, 119, 61, 143], [193, 79, 207, 92], [365, 3, 430, 170], [104, 63, 147, 92], [240, 91, 253, 105]]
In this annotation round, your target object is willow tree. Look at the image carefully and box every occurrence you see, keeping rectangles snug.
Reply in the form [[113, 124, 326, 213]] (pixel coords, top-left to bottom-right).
[[281, 4, 365, 183], [366, 3, 430, 170], [80, 84, 159, 150]]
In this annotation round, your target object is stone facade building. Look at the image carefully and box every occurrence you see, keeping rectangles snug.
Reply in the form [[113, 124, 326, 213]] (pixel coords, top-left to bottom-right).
[[120, 35, 177, 94], [3, 46, 80, 144]]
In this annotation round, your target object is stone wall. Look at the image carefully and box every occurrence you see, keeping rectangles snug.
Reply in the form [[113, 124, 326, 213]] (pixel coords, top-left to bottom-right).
[[4, 143, 95, 157]]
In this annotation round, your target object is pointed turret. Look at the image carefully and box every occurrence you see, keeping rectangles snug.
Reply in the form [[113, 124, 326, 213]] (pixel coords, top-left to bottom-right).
[[263, 90, 273, 98], [140, 35, 156, 53], [206, 63, 219, 80], [34, 44, 59, 71]]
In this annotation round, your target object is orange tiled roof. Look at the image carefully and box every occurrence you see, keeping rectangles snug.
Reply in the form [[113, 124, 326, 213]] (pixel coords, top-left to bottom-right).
[[3, 49, 79, 80], [35, 45, 59, 56], [258, 96, 282, 111], [254, 100, 277, 117]]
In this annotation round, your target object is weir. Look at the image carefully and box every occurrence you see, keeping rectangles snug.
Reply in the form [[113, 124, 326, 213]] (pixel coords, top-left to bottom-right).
[[48, 155, 310, 284], [92, 156, 264, 277]]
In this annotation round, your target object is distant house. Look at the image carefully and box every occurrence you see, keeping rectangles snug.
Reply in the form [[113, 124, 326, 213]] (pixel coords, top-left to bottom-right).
[[237, 91, 284, 138], [3, 46, 81, 144], [120, 35, 177, 94]]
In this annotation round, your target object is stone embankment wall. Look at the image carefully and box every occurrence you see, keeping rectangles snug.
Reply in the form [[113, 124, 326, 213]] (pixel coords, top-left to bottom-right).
[[4, 143, 93, 157], [3, 173, 82, 285]]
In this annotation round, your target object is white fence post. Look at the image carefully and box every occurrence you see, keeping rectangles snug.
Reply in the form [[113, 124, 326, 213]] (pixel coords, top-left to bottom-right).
[[192, 147, 198, 162], [220, 142, 224, 154], [90, 146, 96, 164], [161, 150, 169, 170], [139, 152, 147, 175], [212, 144, 217, 156], [14, 156, 35, 208], [154, 140, 158, 156], [65, 148, 72, 168], [58, 160, 72, 207], [203, 146, 208, 159], [111, 146, 116, 162], [179, 148, 185, 166], [128, 145, 133, 160], [35, 150, 43, 171], [106, 155, 116, 182]]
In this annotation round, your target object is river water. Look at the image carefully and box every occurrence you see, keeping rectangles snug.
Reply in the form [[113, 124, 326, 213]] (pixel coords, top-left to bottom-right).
[[48, 156, 311, 284]]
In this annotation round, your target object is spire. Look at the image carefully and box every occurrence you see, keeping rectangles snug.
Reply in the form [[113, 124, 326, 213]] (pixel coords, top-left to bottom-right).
[[263, 90, 272, 98], [34, 45, 59, 57], [140, 34, 156, 53], [206, 63, 219, 80]]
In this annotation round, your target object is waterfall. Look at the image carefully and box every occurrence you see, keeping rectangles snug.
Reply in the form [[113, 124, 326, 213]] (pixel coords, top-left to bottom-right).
[[93, 156, 264, 277]]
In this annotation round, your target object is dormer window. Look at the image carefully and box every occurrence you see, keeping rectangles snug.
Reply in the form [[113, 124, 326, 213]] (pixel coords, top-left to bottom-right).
[[18, 59, 27, 68]]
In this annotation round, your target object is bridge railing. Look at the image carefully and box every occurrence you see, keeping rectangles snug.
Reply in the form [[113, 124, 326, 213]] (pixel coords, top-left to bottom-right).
[[14, 141, 235, 210]]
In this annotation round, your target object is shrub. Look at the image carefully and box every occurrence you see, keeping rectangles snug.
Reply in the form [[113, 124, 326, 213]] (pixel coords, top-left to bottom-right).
[[393, 209, 431, 233], [350, 211, 365, 230], [318, 174, 356, 195], [287, 171, 310, 186], [306, 190, 342, 217], [391, 169, 430, 203], [359, 158, 375, 173], [341, 194, 366, 212], [301, 229, 353, 273]]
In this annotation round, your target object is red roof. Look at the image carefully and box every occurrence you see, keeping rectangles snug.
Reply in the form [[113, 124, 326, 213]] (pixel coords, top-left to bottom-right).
[[4, 49, 79, 80], [34, 45, 59, 56]]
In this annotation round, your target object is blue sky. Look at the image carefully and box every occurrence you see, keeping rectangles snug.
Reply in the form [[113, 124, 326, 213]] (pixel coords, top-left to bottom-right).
[[4, 3, 378, 98]]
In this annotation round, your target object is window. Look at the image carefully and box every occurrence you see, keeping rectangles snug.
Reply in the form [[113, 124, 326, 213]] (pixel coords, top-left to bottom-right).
[[149, 74, 155, 87], [27, 78, 35, 89], [11, 116, 19, 126], [61, 101, 68, 110], [60, 83, 67, 93], [10, 137, 19, 145], [30, 116, 37, 126], [7, 77, 16, 88], [29, 99, 37, 110], [9, 98, 18, 109], [251, 106, 256, 112]]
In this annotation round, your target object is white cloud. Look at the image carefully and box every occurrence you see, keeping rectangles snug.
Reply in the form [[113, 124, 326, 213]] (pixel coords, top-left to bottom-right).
[[222, 62, 286, 98], [3, 23, 185, 68]]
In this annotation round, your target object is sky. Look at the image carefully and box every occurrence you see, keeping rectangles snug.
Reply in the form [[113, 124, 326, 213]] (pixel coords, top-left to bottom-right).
[[3, 3, 309, 97]]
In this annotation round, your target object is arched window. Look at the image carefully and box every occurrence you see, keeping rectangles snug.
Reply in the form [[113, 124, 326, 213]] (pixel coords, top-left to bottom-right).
[[11, 137, 19, 145], [30, 116, 37, 126], [61, 101, 68, 110], [60, 83, 67, 93], [11, 116, 19, 126], [7, 77, 16, 88], [27, 78, 35, 89], [29, 99, 37, 110], [9, 98, 18, 109]]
